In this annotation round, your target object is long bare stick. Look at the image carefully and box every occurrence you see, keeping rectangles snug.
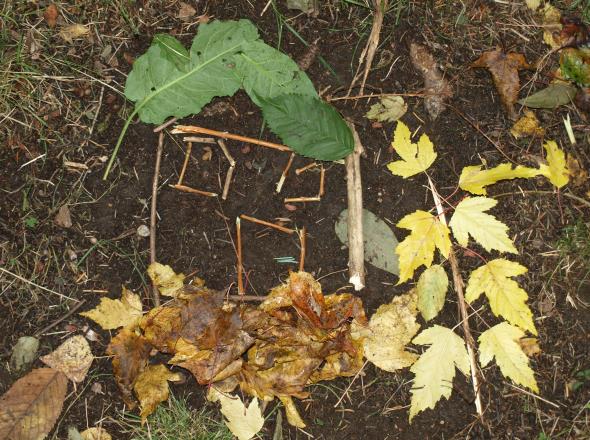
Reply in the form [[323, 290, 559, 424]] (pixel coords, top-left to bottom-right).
[[236, 217, 244, 295], [345, 123, 365, 291], [149, 132, 164, 307], [172, 125, 291, 152], [428, 177, 483, 418]]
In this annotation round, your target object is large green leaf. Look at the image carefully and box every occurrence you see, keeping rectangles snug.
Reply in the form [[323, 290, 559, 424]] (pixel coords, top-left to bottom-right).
[[125, 20, 258, 124], [259, 94, 353, 161], [236, 41, 317, 106]]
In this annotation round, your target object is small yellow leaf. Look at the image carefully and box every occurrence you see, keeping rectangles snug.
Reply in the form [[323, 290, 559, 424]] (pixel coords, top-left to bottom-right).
[[465, 259, 537, 335], [396, 210, 451, 284], [459, 163, 540, 195], [208, 388, 265, 440], [353, 289, 420, 371], [59, 24, 90, 43], [479, 322, 539, 392], [416, 265, 448, 321], [449, 197, 517, 253], [409, 325, 470, 421], [40, 335, 93, 383], [387, 121, 437, 178], [510, 111, 545, 139], [80, 286, 143, 330], [133, 364, 182, 422], [147, 262, 185, 297], [539, 140, 569, 188], [279, 396, 306, 428], [81, 427, 113, 440]]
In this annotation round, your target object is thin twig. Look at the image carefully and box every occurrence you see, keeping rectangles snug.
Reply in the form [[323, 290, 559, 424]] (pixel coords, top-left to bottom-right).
[[170, 184, 218, 198], [505, 383, 561, 408], [328, 91, 426, 102], [228, 294, 265, 302], [216, 139, 236, 166], [276, 153, 295, 193], [240, 214, 295, 234], [236, 217, 244, 295], [182, 136, 216, 144], [299, 227, 306, 272], [222, 166, 235, 200], [428, 177, 483, 419], [334, 360, 369, 407], [296, 162, 318, 175], [172, 125, 291, 152], [318, 166, 326, 197], [153, 117, 178, 133], [493, 189, 590, 208], [284, 196, 321, 203], [150, 132, 164, 307], [35, 299, 87, 337], [0, 267, 75, 301], [177, 142, 192, 185]]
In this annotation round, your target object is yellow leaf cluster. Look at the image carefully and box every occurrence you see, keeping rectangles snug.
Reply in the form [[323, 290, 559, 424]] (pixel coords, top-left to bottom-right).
[[479, 322, 539, 392], [395, 210, 451, 284], [449, 197, 517, 253], [409, 325, 470, 421], [466, 259, 537, 335], [387, 121, 437, 178]]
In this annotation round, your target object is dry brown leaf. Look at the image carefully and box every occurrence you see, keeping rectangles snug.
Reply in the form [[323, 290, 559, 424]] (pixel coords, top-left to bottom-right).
[[472, 49, 531, 119], [519, 337, 541, 357], [409, 43, 453, 120], [177, 2, 196, 21], [352, 289, 420, 371], [510, 111, 545, 139], [0, 368, 68, 440], [134, 364, 182, 421], [60, 24, 90, 43], [54, 204, 73, 228], [44, 4, 58, 28], [107, 327, 152, 408], [566, 155, 588, 186], [147, 262, 185, 297], [202, 146, 213, 161], [81, 427, 112, 440], [40, 335, 93, 383], [80, 286, 143, 330]]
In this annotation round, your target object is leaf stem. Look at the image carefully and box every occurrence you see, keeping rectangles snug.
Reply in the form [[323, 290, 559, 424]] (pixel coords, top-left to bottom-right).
[[103, 108, 137, 180]]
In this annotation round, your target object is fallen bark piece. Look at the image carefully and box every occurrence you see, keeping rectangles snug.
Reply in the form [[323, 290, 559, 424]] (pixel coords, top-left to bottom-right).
[[409, 43, 453, 120]]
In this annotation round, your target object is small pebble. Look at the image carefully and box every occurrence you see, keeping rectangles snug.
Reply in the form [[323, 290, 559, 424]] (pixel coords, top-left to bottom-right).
[[137, 225, 150, 237]]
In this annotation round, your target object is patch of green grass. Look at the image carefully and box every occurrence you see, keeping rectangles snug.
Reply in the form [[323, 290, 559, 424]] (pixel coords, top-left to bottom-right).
[[556, 219, 590, 271], [119, 394, 233, 440]]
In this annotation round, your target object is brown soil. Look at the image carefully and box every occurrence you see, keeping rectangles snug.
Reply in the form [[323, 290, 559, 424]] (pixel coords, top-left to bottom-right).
[[1, 1, 589, 439]]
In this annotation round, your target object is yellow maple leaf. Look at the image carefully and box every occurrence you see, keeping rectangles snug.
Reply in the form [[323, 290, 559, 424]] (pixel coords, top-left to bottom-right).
[[409, 325, 470, 422], [208, 388, 265, 440], [416, 265, 448, 321], [80, 286, 143, 330], [147, 262, 185, 297], [465, 259, 537, 335], [459, 163, 541, 195], [479, 322, 539, 392], [395, 210, 451, 284], [539, 140, 569, 188], [387, 121, 437, 178], [133, 364, 182, 422], [449, 197, 517, 253], [352, 289, 420, 371]]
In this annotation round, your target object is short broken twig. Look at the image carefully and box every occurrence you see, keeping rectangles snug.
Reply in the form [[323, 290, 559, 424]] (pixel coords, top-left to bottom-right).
[[296, 162, 318, 175], [172, 125, 291, 152], [284, 196, 321, 203], [222, 165, 235, 200], [299, 227, 306, 272], [170, 184, 218, 198], [182, 136, 216, 144], [177, 142, 192, 185], [240, 214, 295, 235], [150, 132, 164, 307], [216, 139, 236, 166], [153, 117, 178, 133], [276, 153, 295, 193], [318, 166, 326, 197]]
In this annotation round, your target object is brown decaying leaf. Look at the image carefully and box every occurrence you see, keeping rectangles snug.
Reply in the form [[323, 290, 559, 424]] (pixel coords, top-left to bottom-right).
[[54, 204, 73, 228], [566, 155, 588, 187], [510, 111, 545, 139], [44, 4, 58, 28], [0, 368, 68, 440], [107, 327, 152, 408], [472, 49, 531, 119], [40, 335, 93, 383], [409, 43, 453, 120], [81, 427, 112, 440], [134, 364, 182, 421], [59, 24, 90, 43], [177, 2, 196, 20]]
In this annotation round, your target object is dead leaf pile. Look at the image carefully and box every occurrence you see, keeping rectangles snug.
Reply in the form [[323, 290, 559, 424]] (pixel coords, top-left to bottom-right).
[[83, 269, 368, 431]]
